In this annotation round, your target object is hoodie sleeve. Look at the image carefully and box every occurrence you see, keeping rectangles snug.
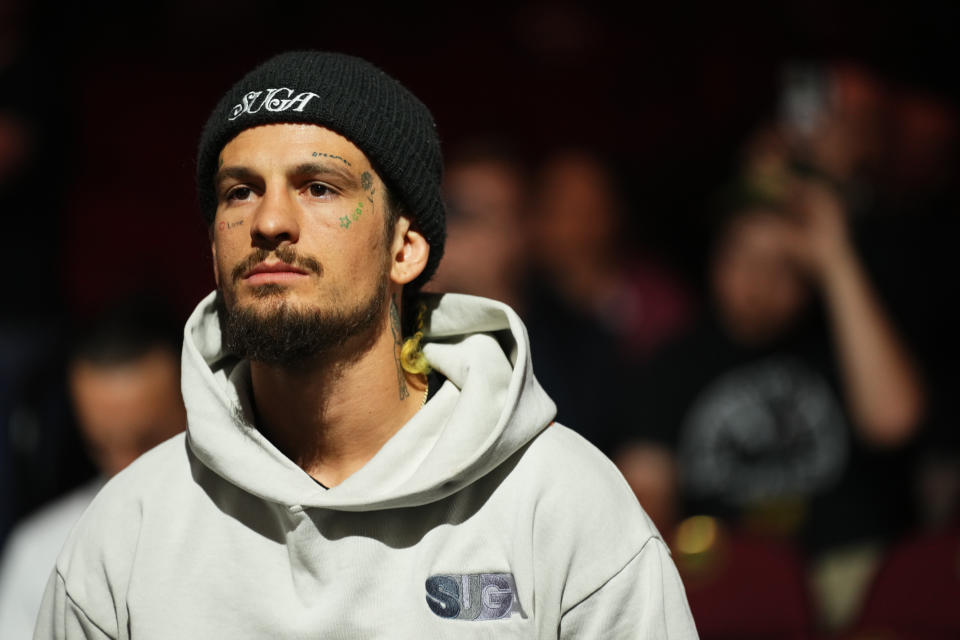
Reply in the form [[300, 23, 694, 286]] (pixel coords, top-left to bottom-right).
[[33, 569, 116, 640], [33, 570, 117, 640], [559, 537, 698, 639]]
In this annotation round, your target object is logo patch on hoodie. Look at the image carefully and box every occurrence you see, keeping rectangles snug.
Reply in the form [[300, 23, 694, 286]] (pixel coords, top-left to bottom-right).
[[425, 573, 525, 620]]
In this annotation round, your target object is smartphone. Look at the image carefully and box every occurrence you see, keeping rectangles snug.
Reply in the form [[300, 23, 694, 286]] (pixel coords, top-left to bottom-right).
[[779, 62, 830, 141]]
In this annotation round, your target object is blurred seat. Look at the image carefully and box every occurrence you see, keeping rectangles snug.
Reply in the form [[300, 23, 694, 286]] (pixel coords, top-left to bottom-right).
[[849, 526, 960, 639], [674, 517, 812, 639]]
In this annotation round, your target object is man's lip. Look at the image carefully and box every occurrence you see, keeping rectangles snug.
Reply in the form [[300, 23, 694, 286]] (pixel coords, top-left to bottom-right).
[[242, 262, 309, 279]]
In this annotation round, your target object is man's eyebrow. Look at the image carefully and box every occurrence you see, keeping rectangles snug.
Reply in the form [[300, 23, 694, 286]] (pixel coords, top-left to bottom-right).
[[290, 162, 360, 189], [215, 166, 258, 190]]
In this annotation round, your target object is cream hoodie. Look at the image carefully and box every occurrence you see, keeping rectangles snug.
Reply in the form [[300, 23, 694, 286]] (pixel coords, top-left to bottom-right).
[[35, 292, 697, 639]]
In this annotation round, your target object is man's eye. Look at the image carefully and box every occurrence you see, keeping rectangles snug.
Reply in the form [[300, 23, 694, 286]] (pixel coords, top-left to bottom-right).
[[226, 186, 253, 201], [308, 183, 333, 198]]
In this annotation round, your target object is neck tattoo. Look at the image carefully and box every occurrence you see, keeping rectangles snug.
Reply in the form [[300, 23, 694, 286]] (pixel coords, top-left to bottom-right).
[[389, 297, 410, 401]]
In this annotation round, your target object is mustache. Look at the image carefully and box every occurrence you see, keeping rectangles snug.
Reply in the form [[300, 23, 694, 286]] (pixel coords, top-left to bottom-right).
[[231, 246, 323, 284]]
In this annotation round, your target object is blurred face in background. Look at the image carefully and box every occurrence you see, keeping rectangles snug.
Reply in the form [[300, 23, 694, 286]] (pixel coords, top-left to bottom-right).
[[430, 159, 527, 299], [530, 152, 620, 270], [711, 210, 810, 345], [69, 348, 186, 477]]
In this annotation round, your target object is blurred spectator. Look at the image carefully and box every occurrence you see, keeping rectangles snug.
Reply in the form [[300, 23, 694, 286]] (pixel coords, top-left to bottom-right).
[[778, 63, 960, 540], [0, 299, 185, 639], [428, 141, 530, 312], [619, 173, 926, 630], [527, 149, 694, 361], [428, 144, 651, 450]]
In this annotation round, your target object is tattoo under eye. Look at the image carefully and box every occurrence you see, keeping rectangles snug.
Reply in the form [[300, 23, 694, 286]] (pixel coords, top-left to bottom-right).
[[217, 219, 245, 231]]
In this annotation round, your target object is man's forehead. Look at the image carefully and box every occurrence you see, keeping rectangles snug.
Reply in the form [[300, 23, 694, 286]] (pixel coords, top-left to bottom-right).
[[220, 123, 370, 168]]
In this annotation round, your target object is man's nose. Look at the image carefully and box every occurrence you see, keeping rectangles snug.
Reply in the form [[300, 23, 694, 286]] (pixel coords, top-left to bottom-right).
[[251, 185, 300, 248]]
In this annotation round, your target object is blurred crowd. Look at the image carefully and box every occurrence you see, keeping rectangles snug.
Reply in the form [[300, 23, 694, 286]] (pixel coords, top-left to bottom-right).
[[427, 62, 960, 638], [2, 15, 960, 635]]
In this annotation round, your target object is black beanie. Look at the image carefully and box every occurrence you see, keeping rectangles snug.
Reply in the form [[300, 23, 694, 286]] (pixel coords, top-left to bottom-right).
[[196, 51, 445, 290]]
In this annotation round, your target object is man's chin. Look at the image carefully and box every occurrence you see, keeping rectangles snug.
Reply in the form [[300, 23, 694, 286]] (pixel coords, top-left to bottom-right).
[[230, 284, 315, 314], [215, 285, 386, 366], [248, 283, 290, 300], [233, 292, 316, 321]]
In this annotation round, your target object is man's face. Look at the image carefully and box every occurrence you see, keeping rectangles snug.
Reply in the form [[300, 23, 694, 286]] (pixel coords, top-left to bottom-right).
[[70, 349, 186, 477], [712, 212, 810, 345], [531, 153, 620, 268], [430, 160, 527, 296], [211, 123, 395, 364]]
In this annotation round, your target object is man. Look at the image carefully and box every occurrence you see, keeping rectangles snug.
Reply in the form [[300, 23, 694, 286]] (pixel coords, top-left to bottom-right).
[[0, 301, 185, 639], [36, 52, 696, 638]]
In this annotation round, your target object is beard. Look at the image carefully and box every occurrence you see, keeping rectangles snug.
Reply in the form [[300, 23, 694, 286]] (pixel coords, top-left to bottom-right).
[[215, 246, 389, 367]]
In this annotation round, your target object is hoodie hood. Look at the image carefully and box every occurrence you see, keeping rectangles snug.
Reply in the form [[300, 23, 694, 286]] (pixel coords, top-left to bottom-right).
[[181, 291, 557, 512]]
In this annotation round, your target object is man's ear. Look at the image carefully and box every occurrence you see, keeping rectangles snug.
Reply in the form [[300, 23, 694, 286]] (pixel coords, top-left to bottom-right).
[[390, 215, 429, 286]]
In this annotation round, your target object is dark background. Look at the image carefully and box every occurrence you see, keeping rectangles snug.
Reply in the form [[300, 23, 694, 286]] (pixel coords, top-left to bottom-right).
[[4, 0, 958, 321]]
